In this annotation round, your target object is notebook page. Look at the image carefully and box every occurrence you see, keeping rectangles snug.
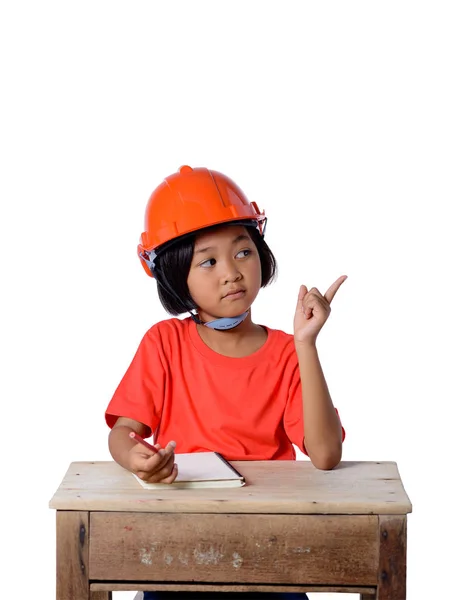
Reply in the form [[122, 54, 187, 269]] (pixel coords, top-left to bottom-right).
[[174, 452, 240, 482]]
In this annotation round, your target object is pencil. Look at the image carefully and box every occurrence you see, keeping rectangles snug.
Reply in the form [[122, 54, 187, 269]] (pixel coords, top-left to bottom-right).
[[129, 431, 160, 454]]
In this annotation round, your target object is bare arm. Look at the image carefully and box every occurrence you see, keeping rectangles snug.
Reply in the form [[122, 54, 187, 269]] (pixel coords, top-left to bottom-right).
[[108, 417, 149, 470], [296, 343, 342, 470], [293, 276, 347, 470]]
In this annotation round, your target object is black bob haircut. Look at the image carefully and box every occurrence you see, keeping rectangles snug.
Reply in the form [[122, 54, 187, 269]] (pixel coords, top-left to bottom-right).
[[153, 222, 278, 316]]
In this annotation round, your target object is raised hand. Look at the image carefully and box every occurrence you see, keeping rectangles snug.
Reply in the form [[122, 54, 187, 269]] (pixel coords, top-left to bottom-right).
[[294, 275, 347, 346]]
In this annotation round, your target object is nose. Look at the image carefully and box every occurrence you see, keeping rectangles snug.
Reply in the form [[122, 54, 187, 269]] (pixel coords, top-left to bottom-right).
[[221, 258, 242, 284]]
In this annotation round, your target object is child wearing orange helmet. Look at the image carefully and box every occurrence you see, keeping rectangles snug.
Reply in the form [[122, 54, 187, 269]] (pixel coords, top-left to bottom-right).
[[105, 165, 347, 600]]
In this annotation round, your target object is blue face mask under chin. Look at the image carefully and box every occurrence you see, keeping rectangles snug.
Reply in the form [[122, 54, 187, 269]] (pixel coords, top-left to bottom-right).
[[201, 311, 249, 330]]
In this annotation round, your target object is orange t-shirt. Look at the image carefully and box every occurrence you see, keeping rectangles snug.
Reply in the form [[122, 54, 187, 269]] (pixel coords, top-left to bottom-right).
[[105, 317, 344, 461]]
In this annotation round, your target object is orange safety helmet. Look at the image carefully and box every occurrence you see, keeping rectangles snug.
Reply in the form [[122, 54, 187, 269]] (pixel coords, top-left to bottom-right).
[[138, 165, 266, 277]]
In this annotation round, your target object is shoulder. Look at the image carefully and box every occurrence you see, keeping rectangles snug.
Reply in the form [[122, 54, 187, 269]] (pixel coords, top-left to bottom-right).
[[142, 317, 191, 350], [265, 325, 298, 359], [266, 325, 295, 346]]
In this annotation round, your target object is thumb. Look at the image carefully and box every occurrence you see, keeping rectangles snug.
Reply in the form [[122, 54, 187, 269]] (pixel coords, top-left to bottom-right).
[[297, 285, 308, 311]]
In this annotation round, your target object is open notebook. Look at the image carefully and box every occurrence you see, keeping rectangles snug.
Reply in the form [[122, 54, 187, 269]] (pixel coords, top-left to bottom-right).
[[132, 452, 246, 489]]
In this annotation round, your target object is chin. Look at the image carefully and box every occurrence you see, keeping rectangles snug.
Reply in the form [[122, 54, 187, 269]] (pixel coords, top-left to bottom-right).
[[200, 304, 250, 321]]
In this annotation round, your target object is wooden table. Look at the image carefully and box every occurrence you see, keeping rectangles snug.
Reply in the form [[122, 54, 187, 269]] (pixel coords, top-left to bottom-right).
[[49, 460, 412, 599]]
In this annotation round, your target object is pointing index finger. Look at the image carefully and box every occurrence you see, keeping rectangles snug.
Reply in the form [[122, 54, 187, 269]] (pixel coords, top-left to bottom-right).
[[324, 275, 348, 304]]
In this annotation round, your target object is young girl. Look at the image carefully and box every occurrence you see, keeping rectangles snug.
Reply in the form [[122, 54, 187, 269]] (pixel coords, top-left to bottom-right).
[[106, 165, 346, 600]]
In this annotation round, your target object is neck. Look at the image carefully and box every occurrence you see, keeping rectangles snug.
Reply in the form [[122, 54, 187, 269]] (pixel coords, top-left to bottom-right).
[[195, 310, 268, 358], [196, 311, 258, 342]]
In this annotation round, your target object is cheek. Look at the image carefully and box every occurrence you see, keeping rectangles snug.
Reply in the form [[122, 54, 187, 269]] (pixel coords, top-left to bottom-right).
[[250, 257, 262, 287], [187, 271, 209, 304], [187, 271, 197, 299]]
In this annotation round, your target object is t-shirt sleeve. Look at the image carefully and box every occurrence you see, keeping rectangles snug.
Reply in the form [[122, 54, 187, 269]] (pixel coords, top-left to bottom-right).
[[283, 367, 346, 457], [105, 329, 166, 435]]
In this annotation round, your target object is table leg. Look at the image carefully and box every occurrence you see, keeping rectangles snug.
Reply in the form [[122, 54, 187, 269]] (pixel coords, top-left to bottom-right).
[[376, 515, 407, 600], [56, 511, 90, 600]]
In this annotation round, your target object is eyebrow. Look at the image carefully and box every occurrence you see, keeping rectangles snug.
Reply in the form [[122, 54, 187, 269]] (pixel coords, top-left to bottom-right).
[[194, 234, 251, 255]]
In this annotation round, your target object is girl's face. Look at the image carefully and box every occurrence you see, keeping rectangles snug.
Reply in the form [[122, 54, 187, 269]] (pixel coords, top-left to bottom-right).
[[187, 225, 262, 322]]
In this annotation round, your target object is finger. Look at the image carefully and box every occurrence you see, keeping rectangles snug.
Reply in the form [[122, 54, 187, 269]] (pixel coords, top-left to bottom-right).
[[140, 454, 176, 482], [308, 287, 323, 297], [131, 446, 163, 463], [305, 288, 326, 310], [132, 452, 163, 473], [154, 457, 176, 479], [159, 463, 179, 484], [303, 288, 329, 314], [136, 465, 176, 483], [147, 447, 174, 471], [297, 285, 308, 306], [130, 439, 162, 459], [297, 285, 308, 315], [324, 275, 348, 304], [136, 440, 173, 458], [308, 287, 331, 305], [149, 440, 176, 469], [134, 444, 173, 472]]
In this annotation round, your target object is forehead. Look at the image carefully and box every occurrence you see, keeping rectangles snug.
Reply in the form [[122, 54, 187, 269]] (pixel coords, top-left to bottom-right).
[[193, 225, 251, 247]]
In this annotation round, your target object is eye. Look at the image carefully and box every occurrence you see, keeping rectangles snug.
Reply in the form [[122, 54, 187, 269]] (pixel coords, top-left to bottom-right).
[[200, 258, 216, 268], [236, 249, 252, 259]]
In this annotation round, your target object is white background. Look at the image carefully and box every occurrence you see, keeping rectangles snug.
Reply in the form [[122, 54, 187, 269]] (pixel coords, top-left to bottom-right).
[[1, 1, 451, 599]]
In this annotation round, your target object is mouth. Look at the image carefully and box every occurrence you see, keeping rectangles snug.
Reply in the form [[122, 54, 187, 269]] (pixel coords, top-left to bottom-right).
[[223, 289, 246, 299]]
